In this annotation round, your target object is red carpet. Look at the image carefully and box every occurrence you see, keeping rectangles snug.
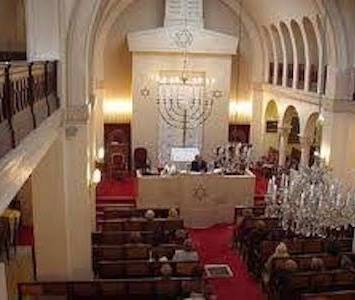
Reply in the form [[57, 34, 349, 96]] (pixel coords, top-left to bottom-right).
[[96, 177, 137, 205], [189, 225, 265, 300], [255, 175, 268, 196]]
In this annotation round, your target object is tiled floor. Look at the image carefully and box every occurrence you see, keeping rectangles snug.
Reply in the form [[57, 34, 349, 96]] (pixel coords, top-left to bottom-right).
[[2, 246, 34, 299]]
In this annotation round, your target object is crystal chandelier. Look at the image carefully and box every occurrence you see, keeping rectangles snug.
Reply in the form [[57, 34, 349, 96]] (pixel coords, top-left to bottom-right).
[[265, 161, 355, 238], [214, 143, 252, 174], [140, 25, 222, 146]]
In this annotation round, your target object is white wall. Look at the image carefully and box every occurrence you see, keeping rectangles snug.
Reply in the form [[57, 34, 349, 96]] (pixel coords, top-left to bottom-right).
[[132, 52, 231, 165], [103, 0, 253, 123]]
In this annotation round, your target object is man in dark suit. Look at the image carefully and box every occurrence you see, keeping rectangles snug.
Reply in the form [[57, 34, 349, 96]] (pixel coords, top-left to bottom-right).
[[191, 155, 207, 172]]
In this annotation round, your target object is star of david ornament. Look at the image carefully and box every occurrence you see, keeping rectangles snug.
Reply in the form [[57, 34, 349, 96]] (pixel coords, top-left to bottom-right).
[[192, 182, 207, 202], [174, 28, 193, 49]]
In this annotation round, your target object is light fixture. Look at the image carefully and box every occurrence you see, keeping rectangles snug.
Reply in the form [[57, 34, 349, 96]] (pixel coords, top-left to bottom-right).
[[265, 161, 355, 238], [139, 17, 223, 146], [97, 147, 105, 162], [92, 168, 102, 185]]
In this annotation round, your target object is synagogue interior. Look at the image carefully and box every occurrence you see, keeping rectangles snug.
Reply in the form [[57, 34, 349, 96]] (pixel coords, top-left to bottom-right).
[[1, 0, 355, 299]]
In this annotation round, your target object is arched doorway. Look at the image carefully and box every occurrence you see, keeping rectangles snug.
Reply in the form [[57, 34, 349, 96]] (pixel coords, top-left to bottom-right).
[[264, 100, 279, 162], [280, 105, 301, 168], [303, 112, 322, 166]]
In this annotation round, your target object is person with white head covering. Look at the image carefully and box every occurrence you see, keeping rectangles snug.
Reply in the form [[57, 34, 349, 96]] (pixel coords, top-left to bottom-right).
[[145, 209, 155, 221], [263, 242, 290, 284]]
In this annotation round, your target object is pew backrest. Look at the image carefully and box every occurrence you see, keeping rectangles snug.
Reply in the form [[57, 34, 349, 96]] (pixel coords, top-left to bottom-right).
[[96, 260, 201, 278], [18, 278, 204, 300]]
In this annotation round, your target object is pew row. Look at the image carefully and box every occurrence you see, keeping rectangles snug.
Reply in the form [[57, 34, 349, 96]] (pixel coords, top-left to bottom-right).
[[18, 277, 205, 300], [96, 260, 202, 279]]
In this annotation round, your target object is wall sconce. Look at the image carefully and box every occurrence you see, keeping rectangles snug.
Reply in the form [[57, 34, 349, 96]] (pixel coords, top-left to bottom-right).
[[97, 147, 105, 162], [91, 168, 102, 186]]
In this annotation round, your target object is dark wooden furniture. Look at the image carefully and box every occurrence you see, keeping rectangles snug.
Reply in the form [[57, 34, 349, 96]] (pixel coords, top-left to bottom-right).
[[18, 278, 205, 300], [133, 147, 148, 171], [0, 61, 59, 160], [104, 124, 131, 179], [97, 218, 184, 232], [96, 260, 201, 279]]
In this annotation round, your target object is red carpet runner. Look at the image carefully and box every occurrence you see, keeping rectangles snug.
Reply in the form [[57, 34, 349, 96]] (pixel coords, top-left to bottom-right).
[[189, 225, 265, 300], [96, 177, 137, 205]]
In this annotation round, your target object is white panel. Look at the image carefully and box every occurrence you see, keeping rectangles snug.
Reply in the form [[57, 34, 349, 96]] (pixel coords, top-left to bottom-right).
[[165, 0, 203, 28], [26, 0, 60, 61]]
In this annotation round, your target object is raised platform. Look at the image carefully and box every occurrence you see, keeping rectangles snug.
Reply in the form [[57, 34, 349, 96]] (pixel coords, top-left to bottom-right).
[[137, 171, 255, 228]]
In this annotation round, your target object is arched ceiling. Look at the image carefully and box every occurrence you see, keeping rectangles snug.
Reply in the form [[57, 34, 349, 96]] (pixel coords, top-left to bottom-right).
[[66, 0, 353, 106]]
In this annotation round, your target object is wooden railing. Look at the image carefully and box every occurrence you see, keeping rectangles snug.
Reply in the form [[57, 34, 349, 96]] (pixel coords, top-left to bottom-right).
[[0, 61, 59, 160]]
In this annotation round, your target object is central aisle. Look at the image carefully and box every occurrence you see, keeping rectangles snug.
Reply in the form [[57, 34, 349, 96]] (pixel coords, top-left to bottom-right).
[[189, 225, 265, 300]]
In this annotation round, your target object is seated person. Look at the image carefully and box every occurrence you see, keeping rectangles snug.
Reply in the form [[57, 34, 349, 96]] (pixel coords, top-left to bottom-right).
[[341, 254, 355, 272], [191, 155, 207, 172], [263, 242, 290, 284], [173, 239, 199, 262], [168, 208, 179, 220], [310, 257, 325, 271]]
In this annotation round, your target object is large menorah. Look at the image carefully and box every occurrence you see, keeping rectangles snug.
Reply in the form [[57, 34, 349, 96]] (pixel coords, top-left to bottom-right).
[[153, 72, 221, 146]]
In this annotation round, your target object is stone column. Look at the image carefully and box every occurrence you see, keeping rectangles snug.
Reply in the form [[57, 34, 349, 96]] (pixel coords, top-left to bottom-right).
[[32, 133, 71, 280], [278, 127, 290, 167], [299, 136, 312, 167], [31, 105, 93, 281], [250, 86, 264, 159]]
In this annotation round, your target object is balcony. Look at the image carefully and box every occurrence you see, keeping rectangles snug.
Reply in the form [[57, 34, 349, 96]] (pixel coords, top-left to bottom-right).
[[268, 62, 327, 95], [0, 61, 59, 161]]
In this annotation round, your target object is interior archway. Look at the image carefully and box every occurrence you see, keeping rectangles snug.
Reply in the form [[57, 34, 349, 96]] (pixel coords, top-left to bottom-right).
[[280, 21, 294, 88], [303, 17, 319, 92], [282, 105, 301, 168], [263, 100, 279, 160], [304, 112, 322, 166], [262, 26, 274, 84], [270, 24, 283, 85], [290, 20, 306, 90]]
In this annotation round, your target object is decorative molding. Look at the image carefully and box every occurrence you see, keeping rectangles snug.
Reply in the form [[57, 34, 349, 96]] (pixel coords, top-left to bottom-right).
[[128, 27, 238, 55], [66, 105, 90, 124], [192, 181, 208, 203]]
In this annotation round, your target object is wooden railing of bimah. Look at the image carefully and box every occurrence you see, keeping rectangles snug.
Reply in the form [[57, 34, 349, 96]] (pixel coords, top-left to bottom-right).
[[0, 61, 59, 160]]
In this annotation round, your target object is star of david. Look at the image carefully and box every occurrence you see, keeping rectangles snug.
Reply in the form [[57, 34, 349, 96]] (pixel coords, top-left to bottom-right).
[[174, 28, 193, 49], [192, 182, 207, 202]]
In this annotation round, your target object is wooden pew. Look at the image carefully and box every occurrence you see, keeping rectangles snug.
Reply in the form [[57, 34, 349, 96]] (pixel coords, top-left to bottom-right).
[[93, 244, 184, 262], [96, 260, 202, 279], [97, 218, 184, 232], [301, 290, 355, 300], [234, 205, 265, 226], [18, 277, 205, 300], [245, 237, 352, 279], [92, 231, 155, 245], [260, 239, 353, 264], [270, 269, 355, 300], [103, 208, 180, 219]]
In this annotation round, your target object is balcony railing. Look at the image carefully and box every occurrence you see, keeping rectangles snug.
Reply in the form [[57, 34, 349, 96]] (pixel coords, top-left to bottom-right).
[[268, 62, 327, 95], [0, 61, 59, 160]]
